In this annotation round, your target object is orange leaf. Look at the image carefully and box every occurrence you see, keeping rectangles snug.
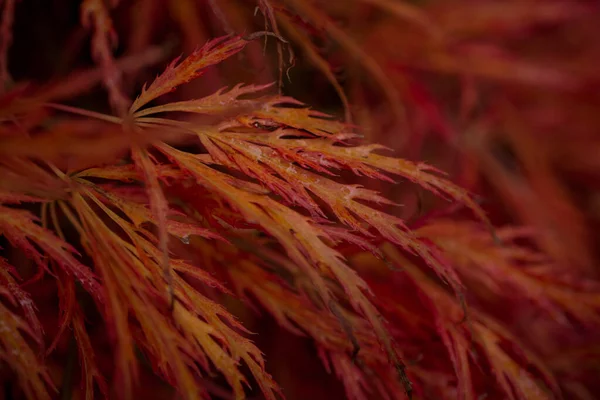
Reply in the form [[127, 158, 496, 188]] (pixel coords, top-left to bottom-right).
[[130, 35, 251, 114]]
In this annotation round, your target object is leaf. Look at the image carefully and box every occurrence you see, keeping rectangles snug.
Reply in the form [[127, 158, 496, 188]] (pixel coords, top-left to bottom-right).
[[66, 278, 108, 400], [218, 126, 488, 227], [0, 258, 43, 344], [60, 180, 278, 400], [0, 205, 104, 302], [0, 278, 54, 400], [182, 107, 486, 298], [80, 0, 129, 114], [47, 269, 76, 355], [383, 245, 561, 400], [130, 35, 251, 114], [159, 143, 414, 397], [417, 219, 600, 326], [131, 146, 174, 306], [134, 83, 274, 117], [79, 176, 225, 243], [230, 259, 383, 360], [329, 352, 372, 400]]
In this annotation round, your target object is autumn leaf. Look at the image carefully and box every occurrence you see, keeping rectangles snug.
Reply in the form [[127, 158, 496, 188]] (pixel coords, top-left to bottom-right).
[[3, 1, 600, 399], [130, 35, 253, 114]]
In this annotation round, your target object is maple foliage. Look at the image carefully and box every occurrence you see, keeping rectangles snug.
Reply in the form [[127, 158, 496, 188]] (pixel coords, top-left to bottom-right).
[[1, 1, 600, 400]]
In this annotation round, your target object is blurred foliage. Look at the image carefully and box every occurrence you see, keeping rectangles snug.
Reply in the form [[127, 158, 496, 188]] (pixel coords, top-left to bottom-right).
[[1, 0, 600, 399]]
